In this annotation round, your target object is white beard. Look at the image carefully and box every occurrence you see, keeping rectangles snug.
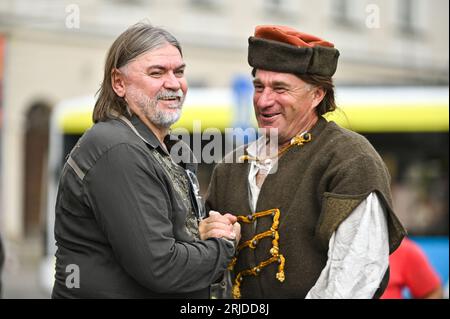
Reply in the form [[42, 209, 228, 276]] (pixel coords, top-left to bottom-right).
[[127, 86, 184, 128]]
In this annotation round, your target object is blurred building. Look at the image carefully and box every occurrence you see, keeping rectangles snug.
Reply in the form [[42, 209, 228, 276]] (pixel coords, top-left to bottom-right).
[[0, 0, 448, 242]]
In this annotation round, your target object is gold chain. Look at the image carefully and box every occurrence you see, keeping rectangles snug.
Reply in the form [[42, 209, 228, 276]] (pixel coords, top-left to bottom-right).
[[239, 132, 312, 163]]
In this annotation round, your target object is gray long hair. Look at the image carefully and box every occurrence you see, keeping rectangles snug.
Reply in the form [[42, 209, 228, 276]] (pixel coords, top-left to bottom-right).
[[93, 23, 182, 123]]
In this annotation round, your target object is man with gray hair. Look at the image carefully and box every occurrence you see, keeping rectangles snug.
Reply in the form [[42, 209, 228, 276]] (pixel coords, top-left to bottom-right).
[[52, 23, 239, 298]]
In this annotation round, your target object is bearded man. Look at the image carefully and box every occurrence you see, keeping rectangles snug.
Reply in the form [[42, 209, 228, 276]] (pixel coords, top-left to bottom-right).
[[52, 23, 239, 298]]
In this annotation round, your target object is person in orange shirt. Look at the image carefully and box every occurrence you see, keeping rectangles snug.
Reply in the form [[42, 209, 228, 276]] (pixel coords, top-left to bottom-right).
[[382, 237, 443, 299]]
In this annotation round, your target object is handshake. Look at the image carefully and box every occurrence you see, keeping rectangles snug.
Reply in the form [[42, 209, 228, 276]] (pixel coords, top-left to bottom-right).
[[198, 211, 241, 244]]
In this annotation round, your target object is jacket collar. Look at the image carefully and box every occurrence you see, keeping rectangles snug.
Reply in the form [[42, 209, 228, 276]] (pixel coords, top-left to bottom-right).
[[129, 114, 172, 155]]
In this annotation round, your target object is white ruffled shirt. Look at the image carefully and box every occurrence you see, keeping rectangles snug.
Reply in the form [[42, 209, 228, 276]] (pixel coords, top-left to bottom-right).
[[246, 137, 389, 299]]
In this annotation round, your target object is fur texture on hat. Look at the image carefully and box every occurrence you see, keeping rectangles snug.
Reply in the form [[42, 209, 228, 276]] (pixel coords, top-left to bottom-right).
[[248, 25, 340, 77]]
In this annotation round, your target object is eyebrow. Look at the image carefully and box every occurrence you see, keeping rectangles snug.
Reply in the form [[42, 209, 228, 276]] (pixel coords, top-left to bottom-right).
[[146, 63, 186, 72], [271, 81, 290, 87], [253, 79, 290, 88]]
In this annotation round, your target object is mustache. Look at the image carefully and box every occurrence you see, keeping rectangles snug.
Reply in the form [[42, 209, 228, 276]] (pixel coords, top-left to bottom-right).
[[156, 89, 184, 100]]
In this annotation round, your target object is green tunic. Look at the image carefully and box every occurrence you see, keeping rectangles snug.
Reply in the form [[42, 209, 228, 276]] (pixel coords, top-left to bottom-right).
[[206, 117, 406, 298]]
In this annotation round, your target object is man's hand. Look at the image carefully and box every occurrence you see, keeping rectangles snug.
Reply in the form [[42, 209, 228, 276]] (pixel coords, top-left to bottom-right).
[[199, 211, 241, 244]]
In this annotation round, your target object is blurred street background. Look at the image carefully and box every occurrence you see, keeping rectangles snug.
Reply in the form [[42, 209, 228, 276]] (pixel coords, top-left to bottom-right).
[[0, 0, 448, 299]]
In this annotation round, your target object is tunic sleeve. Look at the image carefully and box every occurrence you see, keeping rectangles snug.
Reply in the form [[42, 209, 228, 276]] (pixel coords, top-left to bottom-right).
[[306, 192, 389, 298]]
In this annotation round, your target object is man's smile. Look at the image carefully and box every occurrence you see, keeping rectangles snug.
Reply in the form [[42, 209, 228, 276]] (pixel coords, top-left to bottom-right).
[[259, 112, 282, 124]]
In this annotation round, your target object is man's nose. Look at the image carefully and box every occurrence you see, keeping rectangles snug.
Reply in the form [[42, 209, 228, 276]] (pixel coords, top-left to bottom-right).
[[164, 72, 181, 90], [256, 88, 275, 108]]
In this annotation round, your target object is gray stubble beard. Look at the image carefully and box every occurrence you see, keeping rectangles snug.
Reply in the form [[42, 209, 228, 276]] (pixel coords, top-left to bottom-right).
[[129, 86, 185, 128]]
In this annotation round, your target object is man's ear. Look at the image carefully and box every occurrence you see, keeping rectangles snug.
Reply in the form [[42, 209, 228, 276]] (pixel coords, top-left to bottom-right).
[[311, 87, 326, 108], [111, 68, 126, 97]]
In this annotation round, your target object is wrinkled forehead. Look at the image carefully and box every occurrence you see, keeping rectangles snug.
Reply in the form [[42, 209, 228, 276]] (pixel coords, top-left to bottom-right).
[[253, 69, 305, 86], [124, 44, 184, 70]]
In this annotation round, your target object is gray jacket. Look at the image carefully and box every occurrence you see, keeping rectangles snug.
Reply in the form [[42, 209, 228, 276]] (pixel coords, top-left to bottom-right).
[[52, 115, 234, 298]]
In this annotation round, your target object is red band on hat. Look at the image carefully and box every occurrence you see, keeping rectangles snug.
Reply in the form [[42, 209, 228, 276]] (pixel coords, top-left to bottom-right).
[[255, 25, 334, 48]]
